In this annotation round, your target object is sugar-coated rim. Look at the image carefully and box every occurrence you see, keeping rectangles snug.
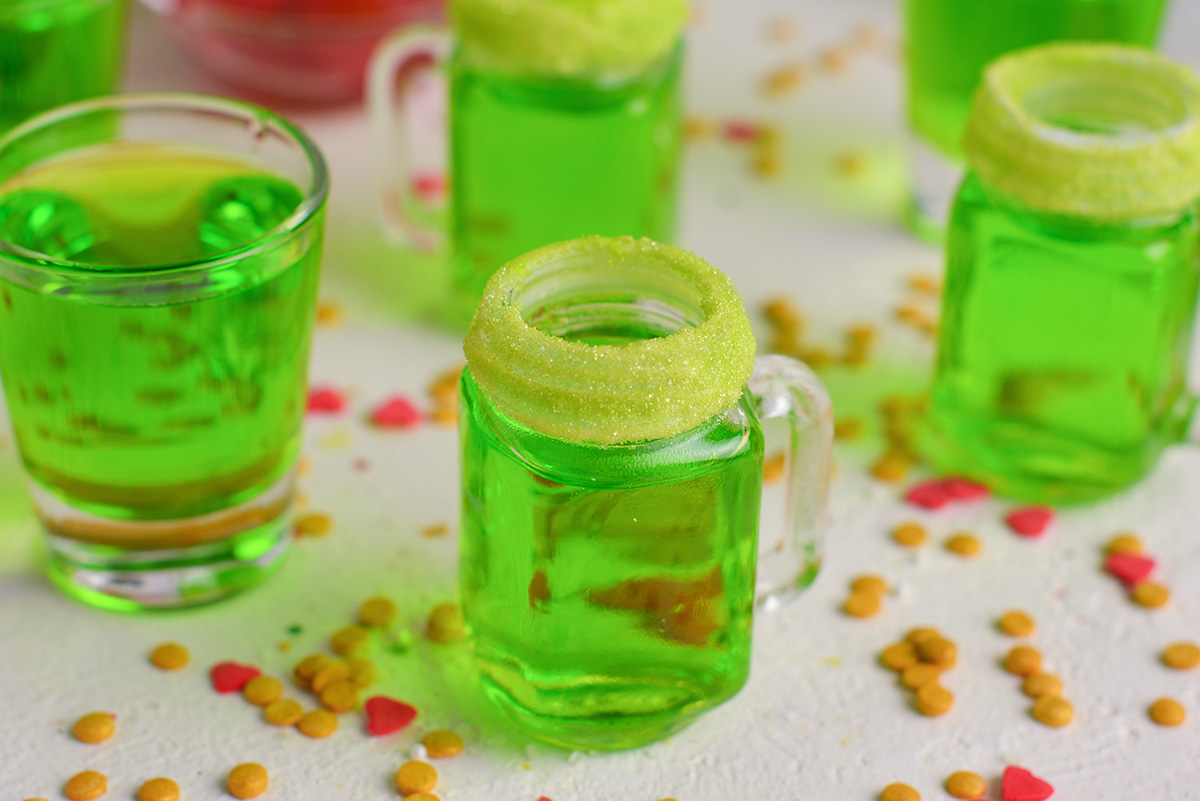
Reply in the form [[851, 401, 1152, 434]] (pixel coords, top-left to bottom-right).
[[463, 236, 756, 446], [964, 43, 1200, 222], [0, 92, 329, 278]]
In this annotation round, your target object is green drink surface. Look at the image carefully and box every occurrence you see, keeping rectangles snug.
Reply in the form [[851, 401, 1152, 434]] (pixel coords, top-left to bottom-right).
[[929, 175, 1200, 502], [906, 0, 1166, 159], [0, 143, 321, 522], [449, 48, 681, 312], [0, 0, 126, 136], [459, 359, 761, 750]]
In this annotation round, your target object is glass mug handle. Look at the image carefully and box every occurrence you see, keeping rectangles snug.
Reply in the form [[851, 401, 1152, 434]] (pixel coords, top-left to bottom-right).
[[747, 354, 834, 606], [366, 24, 450, 251]]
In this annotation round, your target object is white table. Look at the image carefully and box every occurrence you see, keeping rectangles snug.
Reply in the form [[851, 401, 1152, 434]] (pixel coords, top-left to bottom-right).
[[3, 1, 1200, 799]]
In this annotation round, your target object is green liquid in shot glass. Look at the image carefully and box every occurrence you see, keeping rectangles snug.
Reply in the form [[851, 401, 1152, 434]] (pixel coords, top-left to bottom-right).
[[0, 143, 321, 522]]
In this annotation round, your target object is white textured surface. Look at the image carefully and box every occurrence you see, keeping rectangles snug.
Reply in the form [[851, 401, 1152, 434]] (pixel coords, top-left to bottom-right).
[[3, 1, 1200, 799]]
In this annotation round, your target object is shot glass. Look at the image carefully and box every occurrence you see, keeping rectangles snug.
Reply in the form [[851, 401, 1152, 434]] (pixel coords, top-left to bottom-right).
[[459, 236, 833, 749], [0, 0, 128, 136], [369, 0, 686, 324], [927, 44, 1200, 503], [0, 94, 328, 609], [903, 0, 1168, 242]]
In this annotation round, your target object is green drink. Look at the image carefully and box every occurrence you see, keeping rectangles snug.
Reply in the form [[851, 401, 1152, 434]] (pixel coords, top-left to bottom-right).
[[460, 237, 832, 749], [904, 0, 1167, 238], [927, 45, 1200, 503], [369, 0, 686, 324], [0, 95, 328, 609], [0, 0, 127, 136]]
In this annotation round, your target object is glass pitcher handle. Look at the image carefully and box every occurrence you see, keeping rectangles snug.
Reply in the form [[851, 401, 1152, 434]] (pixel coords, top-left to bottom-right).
[[747, 354, 834, 607], [366, 24, 450, 251]]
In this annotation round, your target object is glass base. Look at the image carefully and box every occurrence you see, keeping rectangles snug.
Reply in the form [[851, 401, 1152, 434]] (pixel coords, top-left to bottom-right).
[[36, 473, 294, 611], [905, 135, 963, 245]]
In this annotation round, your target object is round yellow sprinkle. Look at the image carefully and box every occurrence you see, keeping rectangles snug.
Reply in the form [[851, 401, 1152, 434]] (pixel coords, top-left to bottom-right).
[[422, 729, 465, 758], [945, 771, 987, 799], [917, 637, 957, 669], [347, 657, 379, 688], [406, 795, 440, 801], [64, 770, 107, 801], [227, 763, 269, 799], [427, 603, 465, 643], [293, 653, 334, 689], [843, 590, 882, 618], [1106, 532, 1143, 555], [1162, 642, 1200, 670], [872, 453, 912, 483], [892, 522, 928, 548], [331, 624, 371, 656], [298, 708, 340, 738], [396, 760, 438, 796], [72, 712, 115, 744], [264, 698, 304, 726], [880, 783, 920, 801], [850, 574, 888, 596], [905, 627, 940, 646], [359, 596, 398, 628], [243, 675, 284, 707], [901, 663, 942, 690], [1004, 645, 1042, 676], [1149, 697, 1186, 726], [998, 610, 1036, 638], [945, 533, 983, 557], [295, 512, 333, 536], [311, 661, 351, 694], [1032, 694, 1074, 727], [319, 679, 359, 713], [137, 778, 180, 801], [1022, 672, 1063, 698], [149, 642, 190, 671], [915, 683, 954, 716], [880, 642, 919, 672], [1132, 581, 1170, 609]]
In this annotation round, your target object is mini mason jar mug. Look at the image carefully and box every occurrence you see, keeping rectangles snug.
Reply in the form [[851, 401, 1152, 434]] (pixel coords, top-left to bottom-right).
[[368, 0, 685, 324], [458, 236, 833, 750], [928, 44, 1200, 504]]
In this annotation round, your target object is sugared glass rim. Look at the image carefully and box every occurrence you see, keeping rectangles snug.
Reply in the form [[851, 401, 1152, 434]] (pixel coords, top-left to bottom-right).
[[0, 92, 329, 279], [463, 236, 757, 446]]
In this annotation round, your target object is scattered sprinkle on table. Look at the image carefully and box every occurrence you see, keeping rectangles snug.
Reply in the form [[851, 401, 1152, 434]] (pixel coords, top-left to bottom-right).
[[293, 654, 333, 689], [347, 657, 379, 688], [905, 627, 940, 646], [1163, 642, 1200, 670], [427, 603, 465, 643], [998, 610, 1036, 637], [1004, 646, 1042, 676], [880, 782, 920, 801], [319, 679, 359, 713], [211, 662, 262, 694], [299, 708, 340, 738], [901, 663, 941, 690], [1005, 507, 1054, 538], [64, 770, 107, 801], [72, 711, 115, 744], [945, 771, 987, 799], [850, 575, 888, 596], [1021, 673, 1063, 699], [264, 698, 304, 726], [1002, 766, 1054, 801], [1131, 581, 1170, 609], [371, 396, 423, 429], [331, 624, 371, 656], [1149, 697, 1186, 726], [880, 642, 918, 671], [422, 729, 465, 758], [295, 512, 334, 537], [359, 596, 398, 628], [945, 533, 982, 557], [150, 642, 189, 671], [227, 763, 269, 799], [843, 590, 882, 618], [916, 637, 956, 669], [396, 760, 438, 796], [871, 452, 912, 483], [137, 778, 179, 801], [762, 452, 786, 482], [915, 683, 953, 716], [1031, 695, 1073, 727], [892, 522, 928, 548], [311, 661, 351, 694], [1105, 552, 1155, 585], [904, 480, 950, 510], [1106, 532, 1143, 554], [306, 386, 346, 414], [243, 675, 284, 706], [365, 695, 418, 736]]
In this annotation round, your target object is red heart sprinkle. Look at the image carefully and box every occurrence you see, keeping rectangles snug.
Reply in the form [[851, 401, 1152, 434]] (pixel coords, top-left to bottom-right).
[[307, 386, 346, 414], [1003, 766, 1054, 801], [364, 695, 417, 736], [1005, 507, 1054, 538], [210, 662, 262, 694], [941, 477, 989, 501], [371, 396, 422, 429], [411, 172, 447, 200], [905, 480, 951, 510], [537, 797, 553, 801], [724, 120, 760, 141], [1105, 552, 1156, 585]]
